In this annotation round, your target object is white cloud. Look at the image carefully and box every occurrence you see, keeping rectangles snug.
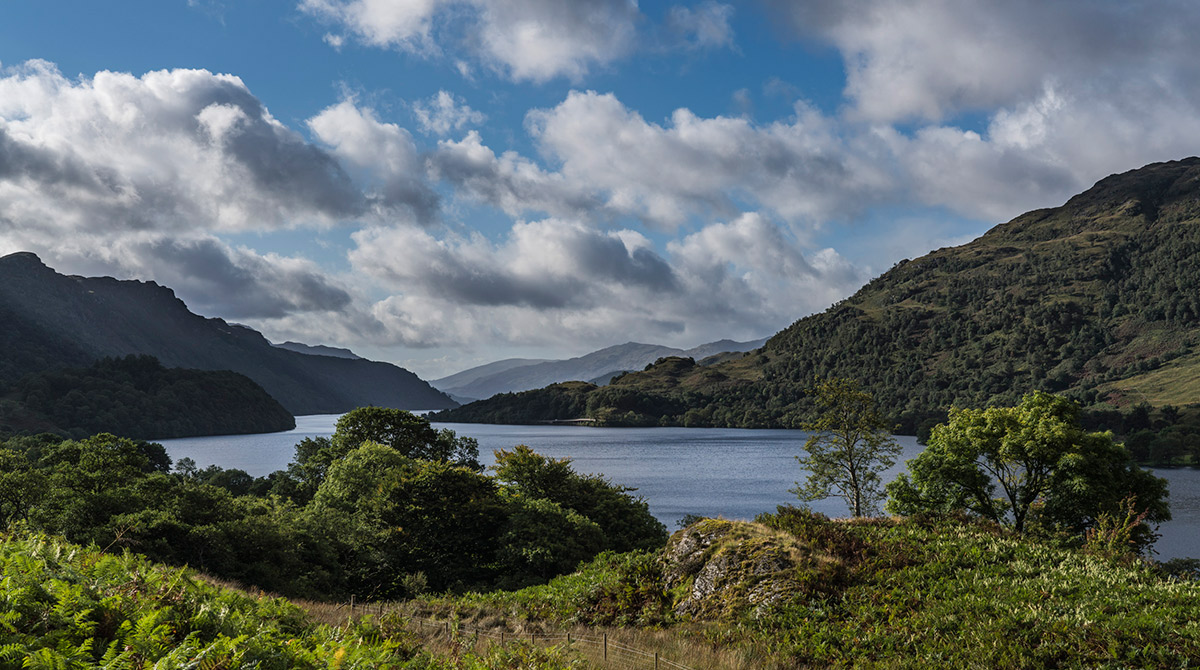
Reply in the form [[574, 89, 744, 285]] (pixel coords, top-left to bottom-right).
[[766, 0, 1200, 124], [524, 90, 892, 228], [299, 0, 640, 82], [427, 130, 603, 219], [346, 215, 866, 349], [412, 90, 486, 136], [307, 98, 439, 222], [0, 61, 434, 322], [0, 60, 369, 235]]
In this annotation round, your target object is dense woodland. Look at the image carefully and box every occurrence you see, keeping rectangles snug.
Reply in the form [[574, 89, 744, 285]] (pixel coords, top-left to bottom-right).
[[0, 407, 666, 602], [0, 355, 295, 439], [436, 159, 1200, 440]]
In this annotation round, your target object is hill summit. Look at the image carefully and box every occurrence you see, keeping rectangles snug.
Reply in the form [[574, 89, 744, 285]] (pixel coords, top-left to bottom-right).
[[437, 157, 1200, 428]]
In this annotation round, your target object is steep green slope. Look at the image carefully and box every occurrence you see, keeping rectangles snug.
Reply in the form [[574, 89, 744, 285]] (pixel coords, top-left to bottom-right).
[[0, 253, 456, 414], [439, 158, 1200, 429], [0, 354, 295, 438]]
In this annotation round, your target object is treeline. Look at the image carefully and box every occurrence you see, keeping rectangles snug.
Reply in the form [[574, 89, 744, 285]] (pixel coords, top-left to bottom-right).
[[0, 354, 295, 438], [0, 407, 666, 600]]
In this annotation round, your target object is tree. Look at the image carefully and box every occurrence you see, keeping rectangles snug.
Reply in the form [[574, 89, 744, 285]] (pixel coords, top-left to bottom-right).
[[332, 406, 481, 469], [886, 392, 1168, 545], [312, 442, 504, 595], [793, 378, 900, 517], [281, 407, 483, 501], [493, 445, 667, 552]]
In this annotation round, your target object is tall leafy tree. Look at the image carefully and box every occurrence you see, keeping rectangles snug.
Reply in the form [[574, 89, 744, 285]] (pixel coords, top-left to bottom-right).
[[793, 378, 900, 517], [886, 392, 1168, 543]]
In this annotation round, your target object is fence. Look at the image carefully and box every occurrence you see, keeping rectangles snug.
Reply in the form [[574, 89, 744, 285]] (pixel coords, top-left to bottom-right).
[[335, 599, 696, 670]]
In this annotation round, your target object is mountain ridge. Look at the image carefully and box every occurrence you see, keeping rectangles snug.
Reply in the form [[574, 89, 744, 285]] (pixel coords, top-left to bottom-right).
[[0, 254, 456, 415], [431, 338, 767, 400], [435, 157, 1200, 428]]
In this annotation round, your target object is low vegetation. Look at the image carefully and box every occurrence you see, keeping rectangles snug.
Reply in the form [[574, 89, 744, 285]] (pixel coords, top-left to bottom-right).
[[0, 529, 587, 668], [430, 509, 1200, 669]]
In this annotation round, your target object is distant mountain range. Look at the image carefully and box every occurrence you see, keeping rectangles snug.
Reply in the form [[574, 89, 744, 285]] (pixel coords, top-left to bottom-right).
[[0, 253, 456, 415], [430, 338, 767, 401], [435, 157, 1200, 429]]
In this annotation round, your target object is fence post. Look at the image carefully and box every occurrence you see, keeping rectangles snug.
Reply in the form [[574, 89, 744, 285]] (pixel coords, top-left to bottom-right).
[[501, 631, 505, 644], [604, 633, 607, 661], [655, 652, 659, 669]]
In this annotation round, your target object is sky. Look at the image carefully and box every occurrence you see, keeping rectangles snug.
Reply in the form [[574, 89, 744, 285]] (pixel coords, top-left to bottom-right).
[[2, 1, 1199, 379]]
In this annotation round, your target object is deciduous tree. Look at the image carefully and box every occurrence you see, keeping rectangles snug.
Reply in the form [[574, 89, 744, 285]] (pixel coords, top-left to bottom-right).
[[794, 378, 900, 517]]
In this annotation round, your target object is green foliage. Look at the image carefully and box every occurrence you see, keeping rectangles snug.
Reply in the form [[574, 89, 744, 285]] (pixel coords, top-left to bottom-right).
[[0, 529, 584, 669], [0, 355, 294, 439], [0, 417, 667, 603], [461, 513, 1200, 668], [312, 442, 505, 596], [793, 378, 900, 516], [282, 407, 482, 502], [493, 496, 605, 590], [493, 445, 668, 553], [458, 550, 669, 627], [886, 392, 1169, 549], [432, 382, 596, 425]]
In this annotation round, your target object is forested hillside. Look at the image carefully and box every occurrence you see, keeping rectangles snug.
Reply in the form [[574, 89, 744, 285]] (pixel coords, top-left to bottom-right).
[[437, 158, 1200, 430], [0, 354, 295, 438]]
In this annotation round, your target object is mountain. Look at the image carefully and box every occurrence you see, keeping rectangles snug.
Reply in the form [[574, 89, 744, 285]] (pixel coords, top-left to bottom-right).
[[430, 357, 553, 401], [431, 338, 767, 401], [272, 341, 362, 360], [0, 253, 456, 415], [435, 158, 1200, 429]]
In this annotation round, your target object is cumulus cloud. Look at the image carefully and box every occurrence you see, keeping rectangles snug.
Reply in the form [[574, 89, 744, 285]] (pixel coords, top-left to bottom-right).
[[524, 90, 892, 228], [765, 0, 1200, 124], [299, 0, 640, 82], [0, 60, 370, 234], [0, 61, 435, 323], [307, 98, 439, 222], [427, 131, 604, 219], [412, 90, 486, 136], [346, 215, 866, 349]]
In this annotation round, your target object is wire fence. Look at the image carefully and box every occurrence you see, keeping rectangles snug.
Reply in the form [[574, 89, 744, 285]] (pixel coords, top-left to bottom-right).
[[334, 599, 696, 670]]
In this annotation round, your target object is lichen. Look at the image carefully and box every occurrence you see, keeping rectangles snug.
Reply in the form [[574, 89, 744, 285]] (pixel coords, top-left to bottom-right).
[[661, 519, 844, 621]]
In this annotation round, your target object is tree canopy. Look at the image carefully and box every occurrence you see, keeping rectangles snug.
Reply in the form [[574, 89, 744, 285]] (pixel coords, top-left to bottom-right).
[[886, 392, 1169, 549], [794, 378, 901, 516]]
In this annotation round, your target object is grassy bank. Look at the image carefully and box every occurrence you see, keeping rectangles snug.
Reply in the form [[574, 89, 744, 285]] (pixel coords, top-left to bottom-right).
[[412, 511, 1200, 669]]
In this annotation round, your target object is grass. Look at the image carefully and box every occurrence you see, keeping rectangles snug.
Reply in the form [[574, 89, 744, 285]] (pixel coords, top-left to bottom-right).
[[10, 512, 1200, 668], [377, 511, 1200, 670], [1102, 350, 1200, 406]]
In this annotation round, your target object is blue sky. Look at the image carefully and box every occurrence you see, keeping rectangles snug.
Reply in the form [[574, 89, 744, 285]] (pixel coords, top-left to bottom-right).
[[2, 1, 1199, 379]]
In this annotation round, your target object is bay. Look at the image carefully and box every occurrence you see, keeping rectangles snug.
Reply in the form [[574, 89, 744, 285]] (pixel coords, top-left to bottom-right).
[[157, 415, 1200, 561]]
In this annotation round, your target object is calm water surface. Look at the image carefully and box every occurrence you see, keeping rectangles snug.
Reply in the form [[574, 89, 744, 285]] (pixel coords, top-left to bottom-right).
[[158, 415, 1200, 561]]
